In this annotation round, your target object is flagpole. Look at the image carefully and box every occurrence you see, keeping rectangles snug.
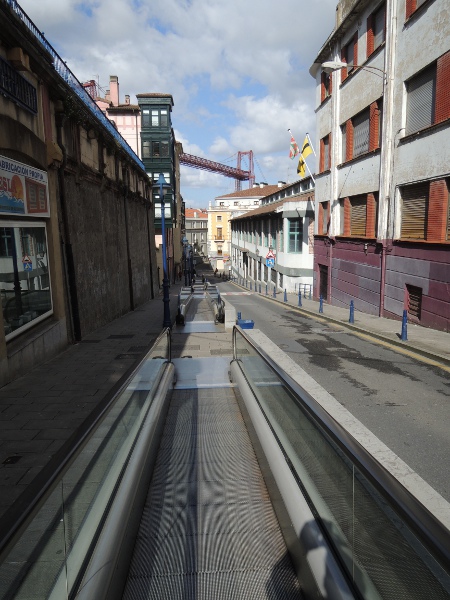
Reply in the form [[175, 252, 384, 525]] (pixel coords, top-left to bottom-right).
[[304, 158, 315, 183], [306, 132, 317, 157]]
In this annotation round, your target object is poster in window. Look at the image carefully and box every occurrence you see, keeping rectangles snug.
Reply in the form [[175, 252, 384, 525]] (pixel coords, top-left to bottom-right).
[[0, 155, 49, 217]]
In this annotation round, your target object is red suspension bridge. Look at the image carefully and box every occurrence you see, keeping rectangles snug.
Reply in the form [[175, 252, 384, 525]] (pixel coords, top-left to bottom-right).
[[179, 150, 255, 191]]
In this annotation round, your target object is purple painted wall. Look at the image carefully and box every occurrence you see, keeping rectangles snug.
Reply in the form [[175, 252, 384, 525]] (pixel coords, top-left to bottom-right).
[[384, 243, 450, 332]]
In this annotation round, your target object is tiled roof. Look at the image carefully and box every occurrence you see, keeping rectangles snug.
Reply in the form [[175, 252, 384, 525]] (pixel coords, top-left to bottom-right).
[[231, 193, 313, 220], [185, 208, 208, 218], [136, 93, 174, 101], [215, 185, 281, 199], [108, 104, 140, 111]]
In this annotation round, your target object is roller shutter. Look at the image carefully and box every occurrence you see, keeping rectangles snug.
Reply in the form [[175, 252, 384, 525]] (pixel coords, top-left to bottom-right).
[[350, 196, 367, 236]]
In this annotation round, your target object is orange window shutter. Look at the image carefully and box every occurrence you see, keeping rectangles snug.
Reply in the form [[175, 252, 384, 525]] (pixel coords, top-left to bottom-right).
[[435, 51, 450, 124]]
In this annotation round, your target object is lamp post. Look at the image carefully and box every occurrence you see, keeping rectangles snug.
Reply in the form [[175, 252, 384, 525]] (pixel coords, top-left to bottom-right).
[[153, 173, 172, 328]]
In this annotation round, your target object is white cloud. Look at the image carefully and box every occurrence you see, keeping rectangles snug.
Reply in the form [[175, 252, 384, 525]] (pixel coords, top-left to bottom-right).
[[19, 0, 335, 198]]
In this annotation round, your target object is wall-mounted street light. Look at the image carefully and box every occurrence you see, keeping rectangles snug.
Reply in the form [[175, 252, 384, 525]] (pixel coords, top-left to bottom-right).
[[153, 173, 172, 328], [321, 60, 386, 81]]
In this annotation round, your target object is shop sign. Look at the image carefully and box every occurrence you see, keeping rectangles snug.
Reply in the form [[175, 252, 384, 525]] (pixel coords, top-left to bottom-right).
[[0, 155, 50, 217]]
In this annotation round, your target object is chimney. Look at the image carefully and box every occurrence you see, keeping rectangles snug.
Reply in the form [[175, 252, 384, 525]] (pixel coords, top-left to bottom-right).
[[105, 89, 111, 102], [278, 181, 286, 187], [125, 95, 130, 105], [253, 183, 259, 188], [259, 183, 265, 188], [109, 75, 119, 106]]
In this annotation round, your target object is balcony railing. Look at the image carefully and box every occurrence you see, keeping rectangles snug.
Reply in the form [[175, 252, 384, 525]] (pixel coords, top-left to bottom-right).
[[5, 0, 145, 171]]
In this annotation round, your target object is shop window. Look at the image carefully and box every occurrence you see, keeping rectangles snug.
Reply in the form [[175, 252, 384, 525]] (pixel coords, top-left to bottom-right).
[[1, 223, 52, 338]]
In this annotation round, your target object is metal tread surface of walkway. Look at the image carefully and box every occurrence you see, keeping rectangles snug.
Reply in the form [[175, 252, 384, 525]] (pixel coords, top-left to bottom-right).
[[122, 386, 302, 599], [121, 293, 302, 599]]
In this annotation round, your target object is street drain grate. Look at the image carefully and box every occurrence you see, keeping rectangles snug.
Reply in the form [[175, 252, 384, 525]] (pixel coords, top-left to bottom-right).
[[210, 349, 233, 355]]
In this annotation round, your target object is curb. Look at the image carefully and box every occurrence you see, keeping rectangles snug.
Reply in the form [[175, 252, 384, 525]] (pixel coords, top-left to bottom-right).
[[227, 281, 450, 368]]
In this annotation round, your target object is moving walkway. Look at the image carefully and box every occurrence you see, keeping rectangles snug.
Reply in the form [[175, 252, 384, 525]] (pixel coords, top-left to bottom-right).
[[0, 289, 449, 599]]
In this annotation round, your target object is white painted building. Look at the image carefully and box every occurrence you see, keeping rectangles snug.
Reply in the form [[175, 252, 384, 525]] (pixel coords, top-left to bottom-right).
[[207, 184, 280, 273], [230, 178, 315, 292]]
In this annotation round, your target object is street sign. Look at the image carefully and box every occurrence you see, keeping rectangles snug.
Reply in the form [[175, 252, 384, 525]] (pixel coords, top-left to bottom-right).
[[266, 258, 275, 268], [22, 255, 32, 271]]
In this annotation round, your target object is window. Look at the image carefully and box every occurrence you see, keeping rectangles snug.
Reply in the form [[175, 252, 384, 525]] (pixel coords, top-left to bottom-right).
[[320, 134, 331, 172], [321, 71, 332, 102], [1, 223, 52, 339], [151, 110, 159, 126], [217, 215, 222, 221], [234, 201, 239, 206], [341, 33, 358, 80], [406, 0, 428, 19], [342, 100, 382, 162], [340, 193, 378, 237], [367, 4, 386, 56], [288, 218, 303, 253], [216, 227, 223, 239], [405, 53, 450, 135], [318, 201, 329, 234], [353, 109, 370, 157], [142, 140, 150, 158], [400, 183, 428, 239], [142, 109, 150, 128], [219, 202, 224, 206], [217, 246, 222, 255]]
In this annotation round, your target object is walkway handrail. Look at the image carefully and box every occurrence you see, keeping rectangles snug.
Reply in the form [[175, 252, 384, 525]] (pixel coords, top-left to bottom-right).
[[5, 0, 146, 171], [0, 327, 171, 564], [232, 325, 450, 572]]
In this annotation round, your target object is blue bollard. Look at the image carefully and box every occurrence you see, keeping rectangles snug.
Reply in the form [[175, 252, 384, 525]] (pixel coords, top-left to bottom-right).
[[265, 284, 268, 296], [298, 290, 302, 307], [401, 309, 408, 341], [237, 311, 241, 320], [259, 283, 261, 294], [273, 286, 276, 298], [349, 300, 354, 324], [284, 289, 287, 302], [309, 286, 312, 299], [319, 295, 323, 313]]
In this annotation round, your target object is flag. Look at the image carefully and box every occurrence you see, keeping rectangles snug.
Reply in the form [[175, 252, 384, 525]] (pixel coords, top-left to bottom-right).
[[289, 133, 300, 159], [297, 136, 313, 177]]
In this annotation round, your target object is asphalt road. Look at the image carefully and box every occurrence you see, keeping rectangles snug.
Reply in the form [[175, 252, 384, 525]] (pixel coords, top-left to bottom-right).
[[219, 283, 450, 503]]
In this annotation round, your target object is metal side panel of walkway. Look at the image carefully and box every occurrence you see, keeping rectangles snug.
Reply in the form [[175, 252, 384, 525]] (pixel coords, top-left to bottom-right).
[[121, 295, 302, 599]]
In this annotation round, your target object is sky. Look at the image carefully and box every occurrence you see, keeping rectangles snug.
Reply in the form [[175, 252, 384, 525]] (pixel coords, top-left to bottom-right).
[[19, 0, 337, 208]]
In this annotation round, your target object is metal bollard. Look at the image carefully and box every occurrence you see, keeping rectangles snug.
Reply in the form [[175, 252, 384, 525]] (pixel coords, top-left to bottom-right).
[[319, 295, 323, 313], [309, 286, 312, 299], [259, 283, 261, 294], [250, 281, 252, 291], [401, 309, 408, 341], [298, 290, 302, 307], [349, 300, 354, 324], [273, 286, 276, 298], [237, 311, 241, 320], [265, 284, 268, 296], [284, 289, 287, 302]]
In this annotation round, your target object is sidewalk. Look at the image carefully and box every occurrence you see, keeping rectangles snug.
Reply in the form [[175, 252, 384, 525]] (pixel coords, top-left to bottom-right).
[[0, 281, 184, 520], [225, 280, 450, 367]]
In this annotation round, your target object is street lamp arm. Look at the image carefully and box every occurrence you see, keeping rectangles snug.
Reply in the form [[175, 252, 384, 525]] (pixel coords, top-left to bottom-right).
[[321, 61, 385, 79]]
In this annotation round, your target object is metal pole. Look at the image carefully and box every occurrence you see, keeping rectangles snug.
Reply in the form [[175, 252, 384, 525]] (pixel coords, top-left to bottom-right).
[[319, 295, 323, 313], [159, 175, 171, 328], [284, 289, 287, 302], [298, 290, 302, 307], [401, 309, 408, 341], [349, 300, 355, 323]]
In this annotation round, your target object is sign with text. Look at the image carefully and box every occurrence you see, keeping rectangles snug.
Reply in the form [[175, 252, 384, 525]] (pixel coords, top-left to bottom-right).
[[0, 156, 49, 217]]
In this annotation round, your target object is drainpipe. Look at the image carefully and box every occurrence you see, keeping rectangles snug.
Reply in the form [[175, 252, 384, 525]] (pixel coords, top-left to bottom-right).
[[123, 168, 134, 311], [55, 113, 81, 342], [146, 191, 155, 299]]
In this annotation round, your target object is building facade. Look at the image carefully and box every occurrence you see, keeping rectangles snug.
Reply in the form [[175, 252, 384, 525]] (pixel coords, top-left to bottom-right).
[[208, 184, 280, 273], [185, 208, 208, 256], [310, 0, 450, 331], [0, 0, 156, 385], [230, 179, 315, 291]]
